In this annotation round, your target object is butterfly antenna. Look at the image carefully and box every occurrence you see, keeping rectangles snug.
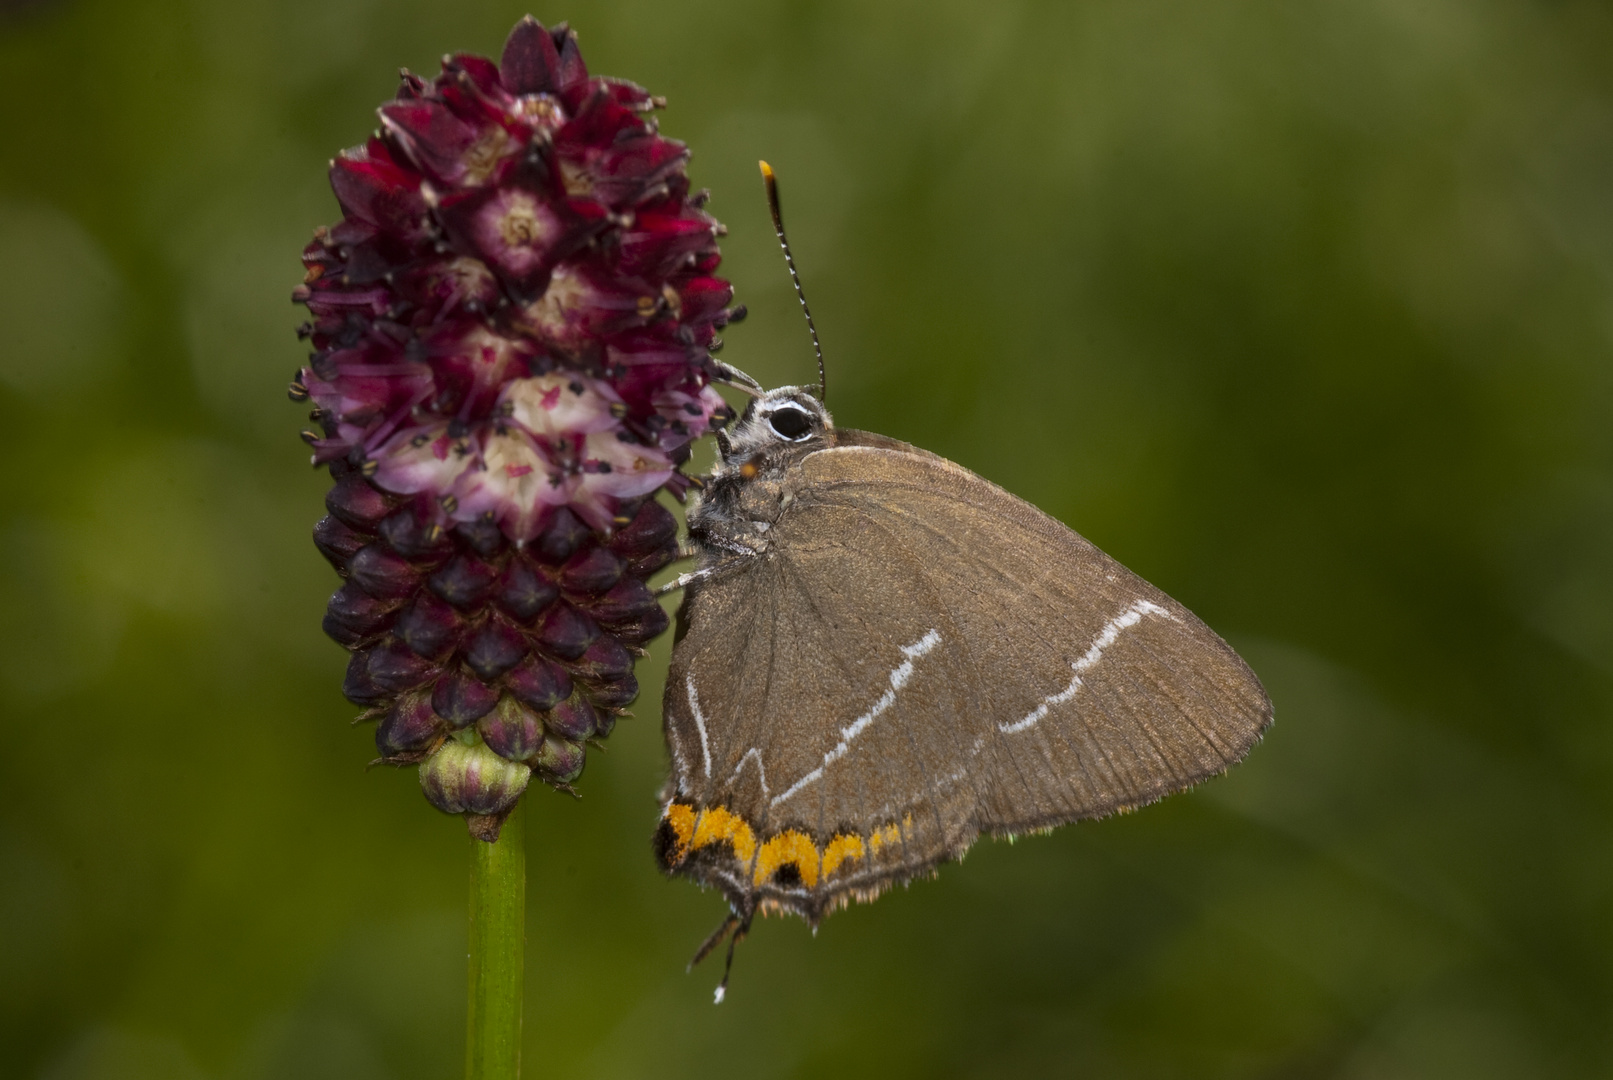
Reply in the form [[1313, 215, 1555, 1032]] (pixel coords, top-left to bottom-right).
[[759, 161, 826, 403]]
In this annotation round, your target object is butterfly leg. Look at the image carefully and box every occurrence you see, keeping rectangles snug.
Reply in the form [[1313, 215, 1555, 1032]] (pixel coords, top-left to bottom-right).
[[713, 363, 764, 398], [654, 542, 760, 597], [654, 559, 751, 596], [655, 566, 720, 596]]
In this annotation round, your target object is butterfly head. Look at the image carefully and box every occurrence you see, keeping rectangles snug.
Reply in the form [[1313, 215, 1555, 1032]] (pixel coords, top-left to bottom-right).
[[717, 386, 835, 465]]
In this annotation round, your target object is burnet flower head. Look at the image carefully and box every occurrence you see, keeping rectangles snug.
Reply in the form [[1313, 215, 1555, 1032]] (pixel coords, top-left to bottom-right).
[[291, 16, 740, 839]]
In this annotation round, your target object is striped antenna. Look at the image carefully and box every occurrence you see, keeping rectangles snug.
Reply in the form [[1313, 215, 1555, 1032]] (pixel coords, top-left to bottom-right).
[[758, 161, 826, 403]]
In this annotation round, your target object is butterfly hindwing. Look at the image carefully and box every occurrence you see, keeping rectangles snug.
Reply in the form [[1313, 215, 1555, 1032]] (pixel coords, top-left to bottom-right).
[[657, 431, 1271, 923], [661, 496, 984, 919]]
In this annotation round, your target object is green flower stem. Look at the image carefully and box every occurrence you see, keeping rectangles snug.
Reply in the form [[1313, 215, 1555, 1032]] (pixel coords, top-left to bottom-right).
[[466, 803, 526, 1080]]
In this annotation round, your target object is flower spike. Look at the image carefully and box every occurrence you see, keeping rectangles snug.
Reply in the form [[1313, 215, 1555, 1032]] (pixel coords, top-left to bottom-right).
[[294, 17, 744, 839]]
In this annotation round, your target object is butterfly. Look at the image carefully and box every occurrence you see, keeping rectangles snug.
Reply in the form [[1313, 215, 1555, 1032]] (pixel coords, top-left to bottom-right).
[[653, 165, 1271, 1000]]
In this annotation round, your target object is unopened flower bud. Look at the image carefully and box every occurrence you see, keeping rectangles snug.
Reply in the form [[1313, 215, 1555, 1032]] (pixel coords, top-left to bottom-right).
[[431, 669, 500, 728], [478, 695, 547, 762], [544, 691, 598, 741], [376, 689, 444, 760], [534, 735, 586, 785], [420, 734, 531, 820]]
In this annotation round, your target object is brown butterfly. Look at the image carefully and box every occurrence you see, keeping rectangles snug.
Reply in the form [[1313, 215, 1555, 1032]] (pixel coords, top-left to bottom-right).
[[654, 166, 1271, 1001]]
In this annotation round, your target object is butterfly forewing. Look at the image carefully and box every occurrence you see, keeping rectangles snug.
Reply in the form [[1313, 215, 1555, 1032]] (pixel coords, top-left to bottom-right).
[[801, 441, 1269, 813], [658, 431, 1271, 923]]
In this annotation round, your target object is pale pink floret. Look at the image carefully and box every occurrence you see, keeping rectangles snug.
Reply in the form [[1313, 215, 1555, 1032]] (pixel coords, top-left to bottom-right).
[[452, 426, 567, 540], [469, 188, 565, 278], [502, 372, 622, 437], [369, 371, 675, 539]]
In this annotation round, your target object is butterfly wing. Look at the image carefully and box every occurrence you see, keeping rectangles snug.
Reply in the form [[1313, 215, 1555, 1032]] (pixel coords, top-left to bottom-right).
[[657, 432, 1271, 923]]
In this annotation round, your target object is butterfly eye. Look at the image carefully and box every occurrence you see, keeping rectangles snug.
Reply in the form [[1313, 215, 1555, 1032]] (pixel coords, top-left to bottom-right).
[[767, 406, 813, 441]]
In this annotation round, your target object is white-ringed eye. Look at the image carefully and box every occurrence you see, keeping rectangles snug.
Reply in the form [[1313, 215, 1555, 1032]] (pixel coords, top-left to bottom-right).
[[767, 406, 813, 441]]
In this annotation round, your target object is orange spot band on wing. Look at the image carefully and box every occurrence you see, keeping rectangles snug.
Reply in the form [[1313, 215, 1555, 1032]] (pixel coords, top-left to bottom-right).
[[820, 833, 866, 878], [664, 803, 696, 861], [691, 806, 757, 864], [868, 822, 902, 854], [754, 830, 820, 887]]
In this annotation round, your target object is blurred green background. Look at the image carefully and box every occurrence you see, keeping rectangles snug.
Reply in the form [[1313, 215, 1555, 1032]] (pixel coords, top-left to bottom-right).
[[2, 0, 1611, 1076]]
